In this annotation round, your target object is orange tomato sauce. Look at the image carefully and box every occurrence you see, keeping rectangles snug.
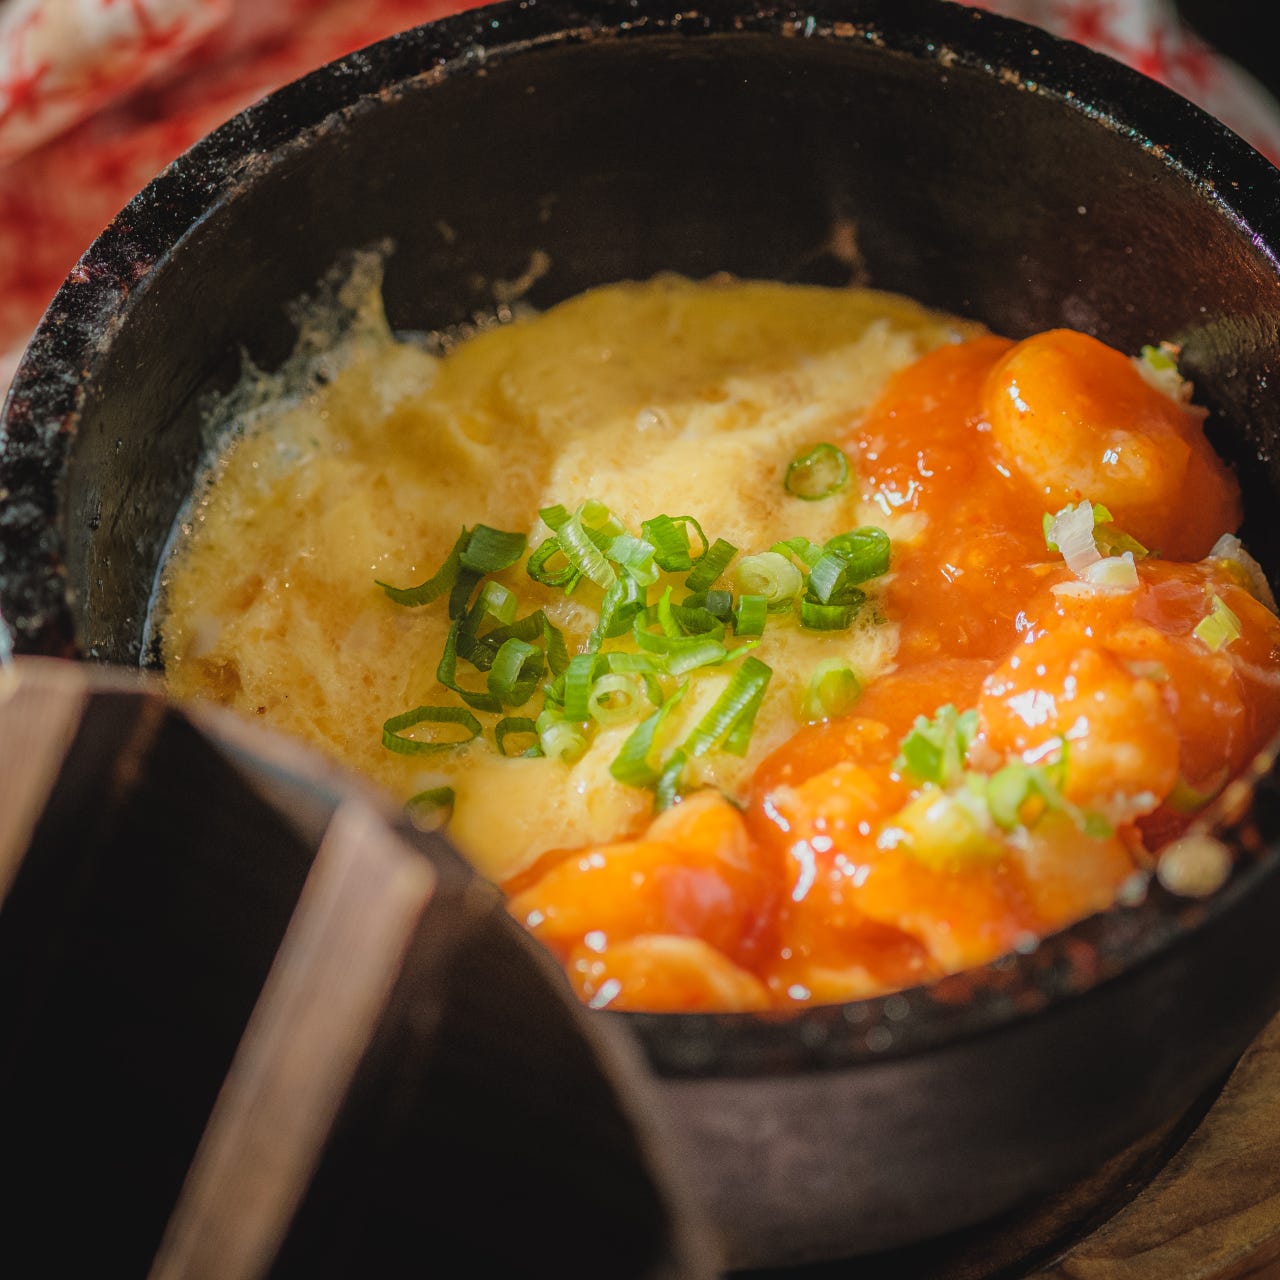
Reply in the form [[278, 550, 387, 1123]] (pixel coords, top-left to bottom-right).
[[508, 330, 1280, 1012]]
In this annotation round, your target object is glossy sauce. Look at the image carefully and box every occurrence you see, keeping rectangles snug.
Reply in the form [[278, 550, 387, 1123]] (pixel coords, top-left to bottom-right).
[[509, 329, 1280, 1011]]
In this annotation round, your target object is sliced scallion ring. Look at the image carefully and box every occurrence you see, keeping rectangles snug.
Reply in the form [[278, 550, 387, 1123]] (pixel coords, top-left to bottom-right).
[[770, 536, 825, 568], [376, 527, 468, 607], [803, 659, 861, 720], [526, 535, 580, 590], [1194, 594, 1242, 651], [556, 507, 618, 590], [686, 537, 738, 592], [610, 685, 689, 787], [681, 656, 773, 758], [486, 637, 545, 707], [588, 673, 647, 726], [683, 589, 733, 619], [654, 748, 689, 811], [496, 717, 542, 757], [807, 552, 868, 607], [447, 566, 484, 620], [641, 513, 706, 571], [406, 786, 456, 829], [476, 580, 518, 626], [785, 443, 850, 501], [382, 705, 482, 755], [824, 526, 891, 582], [538, 503, 572, 532], [799, 599, 857, 630], [589, 574, 646, 652], [664, 638, 732, 677], [459, 524, 527, 573], [563, 653, 604, 722], [734, 594, 768, 636], [437, 622, 503, 713], [669, 603, 727, 639], [539, 717, 590, 764], [734, 551, 803, 607]]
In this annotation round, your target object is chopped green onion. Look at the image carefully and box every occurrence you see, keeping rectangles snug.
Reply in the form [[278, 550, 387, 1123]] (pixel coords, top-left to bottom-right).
[[669, 603, 727, 639], [601, 651, 665, 676], [824, 527, 891, 582], [555, 506, 618, 590], [655, 587, 681, 638], [1167, 774, 1222, 815], [722, 680, 768, 757], [600, 652, 667, 706], [1044, 502, 1148, 562], [406, 786, 456, 828], [1194, 594, 1242, 651], [799, 599, 857, 630], [803, 660, 861, 720], [578, 497, 614, 528], [541, 615, 569, 675], [1135, 342, 1191, 404], [376, 498, 880, 810], [633, 610, 731, 672], [610, 686, 689, 787], [526, 535, 580, 590], [437, 622, 503, 713], [654, 748, 689, 811], [686, 538, 738, 591], [472, 609, 568, 676], [1080, 811, 1115, 839], [541, 670, 566, 709], [681, 657, 773, 759], [1093, 519, 1149, 560], [806, 552, 867, 607], [447, 566, 483, 620], [734, 594, 768, 636], [898, 705, 978, 787], [459, 524, 527, 573], [539, 718, 589, 764], [608, 533, 661, 586], [985, 763, 1041, 832], [476, 580, 518, 626], [486, 637, 545, 707], [563, 654, 603, 722], [733, 551, 803, 608], [588, 574, 647, 652], [538, 503, 572, 532], [588, 674, 647, 726], [495, 717, 541, 757], [684, 590, 733, 619], [382, 705, 482, 755], [641, 513, 707, 571], [376, 528, 467, 607], [770, 536, 825, 568], [665, 638, 733, 677], [785, 442, 850, 501]]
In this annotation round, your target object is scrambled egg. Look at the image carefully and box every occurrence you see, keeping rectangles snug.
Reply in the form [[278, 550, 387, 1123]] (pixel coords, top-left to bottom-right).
[[158, 264, 976, 882]]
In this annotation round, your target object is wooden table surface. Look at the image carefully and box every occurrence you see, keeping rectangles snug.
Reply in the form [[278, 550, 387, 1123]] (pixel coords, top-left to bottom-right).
[[748, 1010, 1280, 1280], [1034, 1012, 1280, 1280]]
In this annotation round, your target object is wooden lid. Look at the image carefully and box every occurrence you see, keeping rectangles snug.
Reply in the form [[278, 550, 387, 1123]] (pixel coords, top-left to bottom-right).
[[0, 657, 714, 1279]]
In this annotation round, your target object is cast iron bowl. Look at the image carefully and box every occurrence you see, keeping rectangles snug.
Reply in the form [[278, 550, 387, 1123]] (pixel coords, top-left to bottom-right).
[[5, 0, 1280, 1268]]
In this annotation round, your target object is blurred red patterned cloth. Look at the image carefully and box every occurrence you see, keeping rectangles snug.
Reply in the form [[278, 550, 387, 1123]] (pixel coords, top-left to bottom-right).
[[0, 0, 484, 390], [2, 0, 1279, 397], [973, 0, 1280, 161]]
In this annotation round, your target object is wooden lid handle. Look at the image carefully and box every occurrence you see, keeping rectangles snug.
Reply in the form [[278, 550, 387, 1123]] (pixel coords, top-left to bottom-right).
[[0, 658, 713, 1279]]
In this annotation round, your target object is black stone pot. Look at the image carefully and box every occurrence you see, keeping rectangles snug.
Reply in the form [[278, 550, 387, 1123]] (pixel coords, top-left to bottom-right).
[[4, 0, 1280, 1269]]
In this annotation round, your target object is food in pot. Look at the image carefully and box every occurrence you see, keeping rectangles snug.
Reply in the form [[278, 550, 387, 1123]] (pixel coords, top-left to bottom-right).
[[156, 266, 1280, 1012]]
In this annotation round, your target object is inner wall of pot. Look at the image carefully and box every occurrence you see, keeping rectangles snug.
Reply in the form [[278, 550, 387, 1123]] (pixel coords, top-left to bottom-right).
[[66, 30, 1280, 662]]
